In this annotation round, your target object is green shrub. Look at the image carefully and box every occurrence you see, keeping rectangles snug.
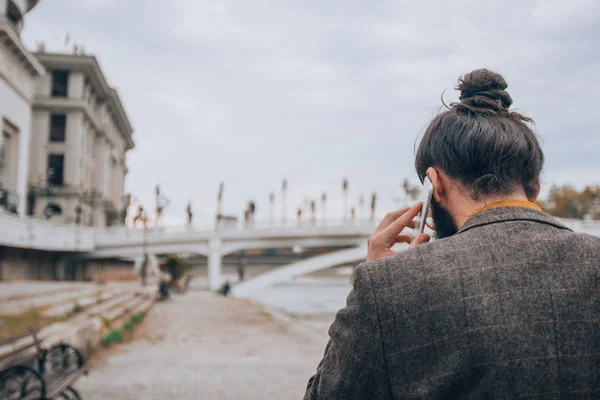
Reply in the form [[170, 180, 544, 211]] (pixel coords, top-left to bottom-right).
[[102, 317, 111, 328], [72, 303, 82, 314], [103, 329, 123, 346], [123, 320, 133, 331], [130, 312, 144, 325]]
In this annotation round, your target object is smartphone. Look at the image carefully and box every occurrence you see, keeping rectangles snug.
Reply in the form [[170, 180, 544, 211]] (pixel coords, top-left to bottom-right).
[[414, 177, 434, 236]]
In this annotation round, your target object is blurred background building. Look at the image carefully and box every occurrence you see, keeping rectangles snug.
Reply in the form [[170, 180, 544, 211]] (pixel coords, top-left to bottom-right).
[[27, 52, 134, 226], [0, 0, 134, 226], [0, 0, 45, 215]]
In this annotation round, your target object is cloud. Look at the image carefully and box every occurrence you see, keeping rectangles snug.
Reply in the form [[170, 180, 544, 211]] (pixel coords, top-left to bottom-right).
[[21, 0, 600, 225]]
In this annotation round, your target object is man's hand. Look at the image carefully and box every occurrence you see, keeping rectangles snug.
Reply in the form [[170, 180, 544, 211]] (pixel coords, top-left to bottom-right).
[[366, 202, 431, 261]]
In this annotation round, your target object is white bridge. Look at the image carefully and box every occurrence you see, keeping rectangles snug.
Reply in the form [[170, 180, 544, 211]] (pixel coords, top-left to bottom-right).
[[2, 209, 600, 296], [91, 221, 375, 293]]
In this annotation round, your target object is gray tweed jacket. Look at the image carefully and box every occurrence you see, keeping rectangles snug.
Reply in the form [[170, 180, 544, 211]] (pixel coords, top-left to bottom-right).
[[304, 207, 600, 399]]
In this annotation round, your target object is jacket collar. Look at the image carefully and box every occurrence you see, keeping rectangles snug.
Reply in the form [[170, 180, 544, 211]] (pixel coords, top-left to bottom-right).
[[457, 206, 572, 235]]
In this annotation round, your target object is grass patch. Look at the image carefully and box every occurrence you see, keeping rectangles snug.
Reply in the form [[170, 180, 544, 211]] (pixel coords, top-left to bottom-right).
[[102, 316, 111, 328], [0, 309, 66, 340], [103, 311, 147, 346], [123, 321, 133, 331], [72, 303, 83, 314], [130, 311, 144, 325], [103, 329, 123, 347]]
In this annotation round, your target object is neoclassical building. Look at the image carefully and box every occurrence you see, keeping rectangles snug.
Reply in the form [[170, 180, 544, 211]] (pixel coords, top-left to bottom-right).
[[0, 0, 135, 226], [28, 53, 134, 226], [0, 0, 45, 215]]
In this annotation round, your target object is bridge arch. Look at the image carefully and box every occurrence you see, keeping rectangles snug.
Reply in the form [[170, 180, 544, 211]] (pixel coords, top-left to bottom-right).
[[220, 237, 365, 257], [231, 245, 376, 298]]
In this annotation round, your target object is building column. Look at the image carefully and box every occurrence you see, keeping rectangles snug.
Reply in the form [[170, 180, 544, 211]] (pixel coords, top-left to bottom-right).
[[16, 112, 32, 216], [208, 238, 222, 291]]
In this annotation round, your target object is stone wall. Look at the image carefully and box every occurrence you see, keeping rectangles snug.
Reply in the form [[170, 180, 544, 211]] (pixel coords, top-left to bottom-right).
[[83, 258, 137, 282], [0, 246, 57, 280], [0, 246, 136, 282]]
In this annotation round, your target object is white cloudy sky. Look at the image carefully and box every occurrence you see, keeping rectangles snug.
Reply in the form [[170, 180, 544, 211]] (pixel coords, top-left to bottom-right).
[[22, 0, 600, 224]]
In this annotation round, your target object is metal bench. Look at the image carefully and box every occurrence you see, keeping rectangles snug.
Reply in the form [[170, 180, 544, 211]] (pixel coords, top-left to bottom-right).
[[0, 329, 87, 399]]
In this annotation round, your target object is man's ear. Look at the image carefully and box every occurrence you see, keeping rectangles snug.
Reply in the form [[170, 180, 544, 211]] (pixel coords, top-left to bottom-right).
[[426, 167, 443, 203]]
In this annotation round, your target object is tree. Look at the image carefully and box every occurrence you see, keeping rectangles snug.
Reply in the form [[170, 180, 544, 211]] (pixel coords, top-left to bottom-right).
[[541, 185, 600, 219]]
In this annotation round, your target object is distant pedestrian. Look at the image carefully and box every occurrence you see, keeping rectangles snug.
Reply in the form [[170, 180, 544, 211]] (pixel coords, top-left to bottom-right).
[[140, 253, 149, 287], [217, 281, 231, 296], [237, 257, 247, 282]]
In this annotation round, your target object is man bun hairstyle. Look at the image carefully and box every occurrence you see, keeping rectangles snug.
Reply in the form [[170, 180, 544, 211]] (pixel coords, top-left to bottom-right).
[[415, 69, 544, 200]]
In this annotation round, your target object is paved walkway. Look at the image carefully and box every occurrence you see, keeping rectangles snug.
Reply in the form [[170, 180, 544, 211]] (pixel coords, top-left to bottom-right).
[[75, 291, 333, 399]]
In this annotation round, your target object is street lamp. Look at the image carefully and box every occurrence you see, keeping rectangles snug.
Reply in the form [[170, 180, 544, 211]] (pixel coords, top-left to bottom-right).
[[44, 167, 55, 220], [269, 191, 275, 227], [342, 178, 349, 222], [359, 193, 365, 222], [216, 182, 224, 230], [281, 178, 287, 226], [321, 192, 327, 226]]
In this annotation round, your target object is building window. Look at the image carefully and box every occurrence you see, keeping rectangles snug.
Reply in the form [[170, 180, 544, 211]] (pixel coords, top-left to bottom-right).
[[47, 154, 65, 187], [49, 114, 67, 142], [51, 70, 69, 97]]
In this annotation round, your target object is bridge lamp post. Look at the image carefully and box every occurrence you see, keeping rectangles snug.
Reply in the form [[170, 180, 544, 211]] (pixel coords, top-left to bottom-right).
[[342, 178, 349, 222], [310, 200, 316, 226], [44, 168, 55, 220], [321, 192, 327, 227], [269, 192, 275, 227], [371, 192, 377, 221], [281, 178, 287, 227], [359, 193, 365, 223], [216, 182, 224, 230]]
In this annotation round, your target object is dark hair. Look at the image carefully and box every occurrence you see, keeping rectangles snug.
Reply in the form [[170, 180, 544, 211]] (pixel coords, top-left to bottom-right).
[[415, 69, 544, 199]]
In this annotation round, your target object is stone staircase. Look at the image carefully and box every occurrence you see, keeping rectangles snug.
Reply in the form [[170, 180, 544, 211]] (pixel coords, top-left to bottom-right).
[[0, 283, 156, 355]]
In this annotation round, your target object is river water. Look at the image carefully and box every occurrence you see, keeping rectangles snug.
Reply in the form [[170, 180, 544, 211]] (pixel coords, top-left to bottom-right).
[[246, 277, 352, 316]]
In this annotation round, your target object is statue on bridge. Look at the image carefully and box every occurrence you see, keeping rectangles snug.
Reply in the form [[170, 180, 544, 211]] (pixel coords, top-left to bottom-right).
[[155, 185, 171, 227], [244, 201, 256, 228], [371, 192, 377, 220], [186, 201, 193, 225], [133, 205, 149, 229]]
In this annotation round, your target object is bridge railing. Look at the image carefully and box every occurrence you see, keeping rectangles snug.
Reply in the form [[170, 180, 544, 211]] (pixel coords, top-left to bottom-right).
[[1, 209, 599, 252], [90, 216, 600, 247], [94, 218, 378, 246]]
